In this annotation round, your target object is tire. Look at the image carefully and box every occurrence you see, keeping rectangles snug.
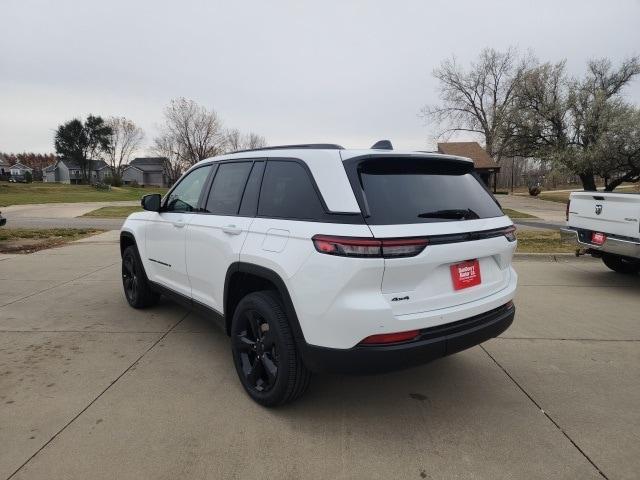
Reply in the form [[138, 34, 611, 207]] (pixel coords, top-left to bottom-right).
[[121, 245, 160, 308], [230, 291, 311, 407], [602, 253, 640, 275]]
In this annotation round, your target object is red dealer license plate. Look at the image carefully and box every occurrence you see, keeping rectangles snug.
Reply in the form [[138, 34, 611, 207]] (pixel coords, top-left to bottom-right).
[[591, 232, 606, 245], [451, 259, 482, 290]]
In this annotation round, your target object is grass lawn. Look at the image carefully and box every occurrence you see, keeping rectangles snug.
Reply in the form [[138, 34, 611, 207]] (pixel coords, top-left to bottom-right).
[[516, 230, 575, 254], [83, 205, 143, 218], [502, 208, 538, 219], [0, 182, 168, 207], [0, 228, 104, 254], [538, 191, 570, 203]]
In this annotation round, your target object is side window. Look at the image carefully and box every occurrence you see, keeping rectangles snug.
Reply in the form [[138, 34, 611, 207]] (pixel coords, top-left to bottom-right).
[[258, 161, 325, 220], [164, 165, 213, 213], [238, 161, 265, 216], [204, 162, 252, 215]]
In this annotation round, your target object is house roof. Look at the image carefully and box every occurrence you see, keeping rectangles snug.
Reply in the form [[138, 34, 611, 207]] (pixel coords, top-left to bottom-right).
[[10, 162, 33, 171], [436, 142, 500, 171], [44, 164, 57, 172], [59, 159, 109, 171], [128, 157, 166, 172]]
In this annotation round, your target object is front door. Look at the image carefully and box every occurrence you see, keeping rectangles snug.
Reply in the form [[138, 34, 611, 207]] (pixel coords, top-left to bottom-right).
[[145, 164, 213, 297]]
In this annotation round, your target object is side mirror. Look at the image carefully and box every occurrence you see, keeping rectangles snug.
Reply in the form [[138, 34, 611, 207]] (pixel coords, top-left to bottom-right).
[[141, 194, 161, 212]]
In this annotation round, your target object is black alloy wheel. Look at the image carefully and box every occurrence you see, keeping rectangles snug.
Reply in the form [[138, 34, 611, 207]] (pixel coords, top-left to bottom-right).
[[230, 291, 311, 406], [121, 245, 160, 308], [235, 309, 279, 392]]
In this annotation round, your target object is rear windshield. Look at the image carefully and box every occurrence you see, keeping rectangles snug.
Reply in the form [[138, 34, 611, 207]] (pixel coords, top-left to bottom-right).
[[356, 159, 503, 225]]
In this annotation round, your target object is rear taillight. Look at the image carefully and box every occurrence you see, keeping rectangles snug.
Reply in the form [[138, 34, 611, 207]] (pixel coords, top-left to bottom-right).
[[312, 235, 428, 258], [360, 329, 420, 345], [502, 225, 517, 242], [566, 200, 570, 222]]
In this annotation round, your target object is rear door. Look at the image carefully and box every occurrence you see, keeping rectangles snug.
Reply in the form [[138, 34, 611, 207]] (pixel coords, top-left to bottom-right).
[[185, 160, 261, 311], [345, 155, 515, 316]]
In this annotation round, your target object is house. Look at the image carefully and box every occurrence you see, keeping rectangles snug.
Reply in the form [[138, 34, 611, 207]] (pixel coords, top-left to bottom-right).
[[437, 142, 500, 189], [0, 157, 9, 177], [122, 157, 170, 187], [43, 159, 109, 184], [9, 162, 34, 180]]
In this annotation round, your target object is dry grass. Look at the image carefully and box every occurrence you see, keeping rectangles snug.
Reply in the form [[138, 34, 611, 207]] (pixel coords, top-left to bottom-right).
[[502, 208, 538, 219], [516, 230, 575, 253], [83, 205, 142, 218], [0, 182, 167, 207], [0, 228, 104, 254]]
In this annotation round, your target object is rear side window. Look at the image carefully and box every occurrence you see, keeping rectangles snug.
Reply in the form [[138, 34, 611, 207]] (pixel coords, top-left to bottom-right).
[[357, 158, 503, 225], [205, 162, 252, 215], [258, 161, 325, 220]]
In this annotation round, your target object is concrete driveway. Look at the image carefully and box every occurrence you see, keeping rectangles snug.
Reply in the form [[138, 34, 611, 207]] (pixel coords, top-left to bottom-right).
[[1, 233, 638, 479]]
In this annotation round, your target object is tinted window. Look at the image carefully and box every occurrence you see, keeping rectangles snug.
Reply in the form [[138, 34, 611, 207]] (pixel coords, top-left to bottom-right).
[[358, 159, 503, 225], [259, 161, 325, 220], [205, 162, 252, 215], [239, 161, 265, 216], [164, 165, 212, 212]]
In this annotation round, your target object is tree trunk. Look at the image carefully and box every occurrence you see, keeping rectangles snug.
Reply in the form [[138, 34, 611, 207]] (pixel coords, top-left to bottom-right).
[[579, 173, 597, 191]]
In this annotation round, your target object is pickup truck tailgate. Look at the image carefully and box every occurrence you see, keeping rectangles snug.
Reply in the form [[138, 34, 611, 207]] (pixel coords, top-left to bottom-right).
[[569, 192, 640, 239]]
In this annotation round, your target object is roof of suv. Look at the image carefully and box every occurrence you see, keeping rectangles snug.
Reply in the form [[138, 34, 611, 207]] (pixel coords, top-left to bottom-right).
[[196, 145, 475, 214]]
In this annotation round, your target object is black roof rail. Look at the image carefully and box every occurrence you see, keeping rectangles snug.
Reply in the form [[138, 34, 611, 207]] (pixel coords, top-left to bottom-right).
[[230, 143, 344, 154]]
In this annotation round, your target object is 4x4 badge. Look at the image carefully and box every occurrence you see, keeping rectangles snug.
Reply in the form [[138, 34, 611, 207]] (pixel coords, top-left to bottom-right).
[[391, 296, 410, 302], [595, 204, 603, 215]]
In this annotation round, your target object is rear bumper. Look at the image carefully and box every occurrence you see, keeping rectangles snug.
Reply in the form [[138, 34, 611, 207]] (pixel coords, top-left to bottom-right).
[[300, 302, 515, 374], [561, 227, 640, 258]]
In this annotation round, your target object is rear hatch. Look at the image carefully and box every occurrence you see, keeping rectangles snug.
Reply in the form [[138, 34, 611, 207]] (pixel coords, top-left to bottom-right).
[[343, 154, 515, 316], [569, 192, 640, 240]]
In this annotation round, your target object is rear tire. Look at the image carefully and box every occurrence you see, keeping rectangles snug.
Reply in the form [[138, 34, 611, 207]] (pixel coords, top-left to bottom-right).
[[122, 245, 160, 308], [602, 254, 640, 275], [230, 291, 311, 407]]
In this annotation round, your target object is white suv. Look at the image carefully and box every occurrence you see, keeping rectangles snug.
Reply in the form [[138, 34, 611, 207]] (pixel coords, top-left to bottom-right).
[[120, 143, 518, 406]]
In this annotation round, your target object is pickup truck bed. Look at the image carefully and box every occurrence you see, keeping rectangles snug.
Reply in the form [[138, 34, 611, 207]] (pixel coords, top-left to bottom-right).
[[561, 191, 640, 273]]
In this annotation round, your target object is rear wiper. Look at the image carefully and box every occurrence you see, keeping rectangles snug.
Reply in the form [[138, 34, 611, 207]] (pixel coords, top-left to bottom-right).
[[417, 209, 480, 220]]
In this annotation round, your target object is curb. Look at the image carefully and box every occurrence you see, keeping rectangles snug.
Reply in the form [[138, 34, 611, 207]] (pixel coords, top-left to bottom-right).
[[513, 252, 598, 262]]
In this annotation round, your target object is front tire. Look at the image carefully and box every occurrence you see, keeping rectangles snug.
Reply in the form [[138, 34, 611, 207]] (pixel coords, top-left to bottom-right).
[[602, 253, 640, 275], [122, 245, 160, 308], [230, 291, 311, 407]]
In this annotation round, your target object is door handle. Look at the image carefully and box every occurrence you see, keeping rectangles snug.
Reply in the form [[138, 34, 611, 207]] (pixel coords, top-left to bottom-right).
[[222, 224, 242, 235], [173, 219, 186, 228]]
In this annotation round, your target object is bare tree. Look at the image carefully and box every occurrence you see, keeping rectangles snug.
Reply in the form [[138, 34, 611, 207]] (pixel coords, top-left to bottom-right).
[[105, 117, 144, 179], [157, 98, 227, 166], [421, 47, 534, 163], [153, 133, 187, 186], [513, 56, 640, 190], [225, 128, 267, 152]]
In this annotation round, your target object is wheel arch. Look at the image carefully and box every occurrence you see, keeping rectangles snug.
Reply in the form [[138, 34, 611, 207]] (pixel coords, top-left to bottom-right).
[[120, 231, 137, 257], [224, 262, 305, 342]]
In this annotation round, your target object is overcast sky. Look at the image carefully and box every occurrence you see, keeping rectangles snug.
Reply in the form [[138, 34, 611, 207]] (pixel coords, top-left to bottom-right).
[[1, 0, 639, 154]]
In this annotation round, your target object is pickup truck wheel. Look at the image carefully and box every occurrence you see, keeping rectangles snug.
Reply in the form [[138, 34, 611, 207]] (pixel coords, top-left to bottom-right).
[[231, 291, 310, 407], [602, 254, 640, 275], [122, 245, 160, 308]]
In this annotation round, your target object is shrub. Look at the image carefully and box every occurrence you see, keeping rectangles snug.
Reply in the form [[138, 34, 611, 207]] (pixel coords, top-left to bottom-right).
[[93, 182, 111, 191], [528, 186, 542, 196], [130, 180, 139, 188], [24, 171, 33, 183]]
